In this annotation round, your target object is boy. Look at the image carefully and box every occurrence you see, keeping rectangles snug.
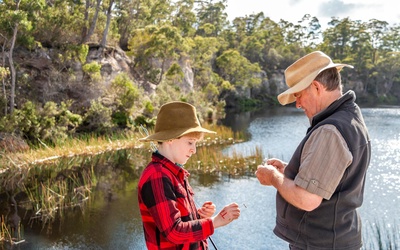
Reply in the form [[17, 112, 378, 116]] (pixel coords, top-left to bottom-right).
[[138, 101, 240, 249]]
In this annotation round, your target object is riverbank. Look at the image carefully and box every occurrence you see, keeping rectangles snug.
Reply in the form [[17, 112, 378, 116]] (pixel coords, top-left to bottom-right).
[[0, 132, 138, 169], [0, 123, 248, 169]]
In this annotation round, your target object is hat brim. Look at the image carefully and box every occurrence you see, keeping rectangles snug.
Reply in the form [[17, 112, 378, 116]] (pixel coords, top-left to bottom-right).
[[278, 63, 353, 105], [139, 126, 216, 142]]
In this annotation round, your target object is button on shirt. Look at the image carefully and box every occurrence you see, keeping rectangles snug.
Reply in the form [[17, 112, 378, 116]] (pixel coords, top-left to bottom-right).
[[138, 152, 214, 250]]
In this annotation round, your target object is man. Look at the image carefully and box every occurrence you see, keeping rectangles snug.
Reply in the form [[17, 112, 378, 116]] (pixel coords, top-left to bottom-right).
[[256, 51, 371, 250]]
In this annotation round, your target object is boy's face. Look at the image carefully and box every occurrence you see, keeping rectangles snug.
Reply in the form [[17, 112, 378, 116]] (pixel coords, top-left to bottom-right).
[[169, 135, 199, 165]]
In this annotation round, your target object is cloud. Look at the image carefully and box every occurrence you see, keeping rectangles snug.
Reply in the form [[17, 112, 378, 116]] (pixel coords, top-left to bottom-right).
[[225, 0, 399, 28], [289, 0, 301, 5], [318, 0, 357, 18]]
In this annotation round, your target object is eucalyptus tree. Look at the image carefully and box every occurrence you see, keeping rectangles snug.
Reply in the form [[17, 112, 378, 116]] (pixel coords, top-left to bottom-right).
[[99, 0, 115, 50], [215, 49, 262, 95], [381, 24, 400, 52], [171, 0, 197, 37], [0, 0, 44, 114], [375, 52, 400, 97], [81, 0, 102, 44], [226, 12, 265, 50], [195, 0, 229, 37], [278, 15, 322, 48], [31, 1, 84, 46], [368, 22, 400, 98], [128, 24, 190, 85], [0, 47, 9, 116], [320, 17, 400, 100], [367, 19, 390, 64], [227, 16, 247, 49], [237, 16, 287, 77], [379, 25, 400, 98], [321, 17, 356, 61], [80, 0, 120, 47], [115, 0, 173, 49], [298, 14, 322, 48], [189, 36, 220, 89]]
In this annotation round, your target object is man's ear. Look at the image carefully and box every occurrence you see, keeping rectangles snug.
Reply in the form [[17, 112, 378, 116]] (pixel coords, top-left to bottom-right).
[[313, 80, 322, 93]]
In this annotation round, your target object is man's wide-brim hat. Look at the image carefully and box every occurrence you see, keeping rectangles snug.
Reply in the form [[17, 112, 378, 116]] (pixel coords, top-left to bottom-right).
[[277, 51, 353, 105], [139, 101, 216, 142]]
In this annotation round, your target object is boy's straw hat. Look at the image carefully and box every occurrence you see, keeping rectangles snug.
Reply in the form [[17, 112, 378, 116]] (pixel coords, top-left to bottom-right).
[[139, 101, 216, 142], [278, 51, 353, 105]]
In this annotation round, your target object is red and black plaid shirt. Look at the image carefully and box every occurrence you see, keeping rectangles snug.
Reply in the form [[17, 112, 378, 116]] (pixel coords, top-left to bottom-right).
[[138, 152, 214, 250]]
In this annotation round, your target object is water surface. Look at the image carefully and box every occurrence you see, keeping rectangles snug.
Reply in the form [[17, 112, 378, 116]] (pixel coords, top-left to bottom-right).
[[16, 107, 400, 249]]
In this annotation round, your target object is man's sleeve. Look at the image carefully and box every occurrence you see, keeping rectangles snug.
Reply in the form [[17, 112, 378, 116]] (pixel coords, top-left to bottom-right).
[[294, 125, 353, 199]]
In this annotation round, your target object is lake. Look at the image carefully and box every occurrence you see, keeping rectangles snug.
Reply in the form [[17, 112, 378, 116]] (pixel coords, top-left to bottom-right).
[[17, 107, 400, 249]]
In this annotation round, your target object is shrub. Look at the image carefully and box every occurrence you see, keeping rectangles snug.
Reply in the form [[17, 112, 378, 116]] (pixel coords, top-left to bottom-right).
[[0, 101, 82, 146], [110, 73, 139, 128], [80, 99, 113, 134]]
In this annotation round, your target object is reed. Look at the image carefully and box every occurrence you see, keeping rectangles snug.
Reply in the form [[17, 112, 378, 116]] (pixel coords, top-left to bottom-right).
[[0, 131, 140, 168], [0, 215, 24, 246], [24, 165, 96, 229], [0, 124, 243, 169], [187, 144, 263, 176]]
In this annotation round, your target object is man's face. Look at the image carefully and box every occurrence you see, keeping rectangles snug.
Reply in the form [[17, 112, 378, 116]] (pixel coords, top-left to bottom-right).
[[293, 81, 322, 119]]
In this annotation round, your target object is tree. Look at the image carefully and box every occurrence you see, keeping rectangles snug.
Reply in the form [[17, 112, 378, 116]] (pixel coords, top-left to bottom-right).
[[171, 0, 197, 37], [100, 0, 115, 50], [0, 0, 44, 114], [322, 17, 356, 60], [81, 0, 102, 44], [215, 49, 262, 89], [128, 24, 190, 85], [375, 51, 400, 96], [189, 36, 220, 89], [196, 0, 229, 37], [115, 0, 173, 49]]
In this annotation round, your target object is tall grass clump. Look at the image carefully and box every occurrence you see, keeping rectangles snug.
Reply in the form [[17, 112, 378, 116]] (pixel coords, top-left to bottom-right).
[[0, 215, 25, 246], [188, 144, 263, 176], [24, 165, 95, 231]]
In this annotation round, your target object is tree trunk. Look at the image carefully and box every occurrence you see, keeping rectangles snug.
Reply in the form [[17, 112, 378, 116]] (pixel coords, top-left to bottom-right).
[[1, 37, 8, 115], [8, 1, 21, 114], [81, 0, 102, 44], [100, 0, 114, 51]]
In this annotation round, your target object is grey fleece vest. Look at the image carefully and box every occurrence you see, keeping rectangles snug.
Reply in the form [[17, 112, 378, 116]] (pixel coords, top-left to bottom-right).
[[273, 91, 371, 250]]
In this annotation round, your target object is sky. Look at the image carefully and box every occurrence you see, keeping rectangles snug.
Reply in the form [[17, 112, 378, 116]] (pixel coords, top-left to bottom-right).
[[225, 0, 399, 30]]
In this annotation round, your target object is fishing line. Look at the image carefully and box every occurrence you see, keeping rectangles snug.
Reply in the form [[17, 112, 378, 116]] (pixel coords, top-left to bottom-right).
[[193, 199, 219, 250], [208, 235, 218, 250]]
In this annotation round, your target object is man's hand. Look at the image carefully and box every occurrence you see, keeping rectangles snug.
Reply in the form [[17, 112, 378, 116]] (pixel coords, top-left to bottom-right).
[[255, 164, 278, 186]]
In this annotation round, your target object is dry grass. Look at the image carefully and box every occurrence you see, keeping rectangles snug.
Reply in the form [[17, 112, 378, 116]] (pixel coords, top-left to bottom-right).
[[0, 132, 140, 168], [0, 124, 245, 169]]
